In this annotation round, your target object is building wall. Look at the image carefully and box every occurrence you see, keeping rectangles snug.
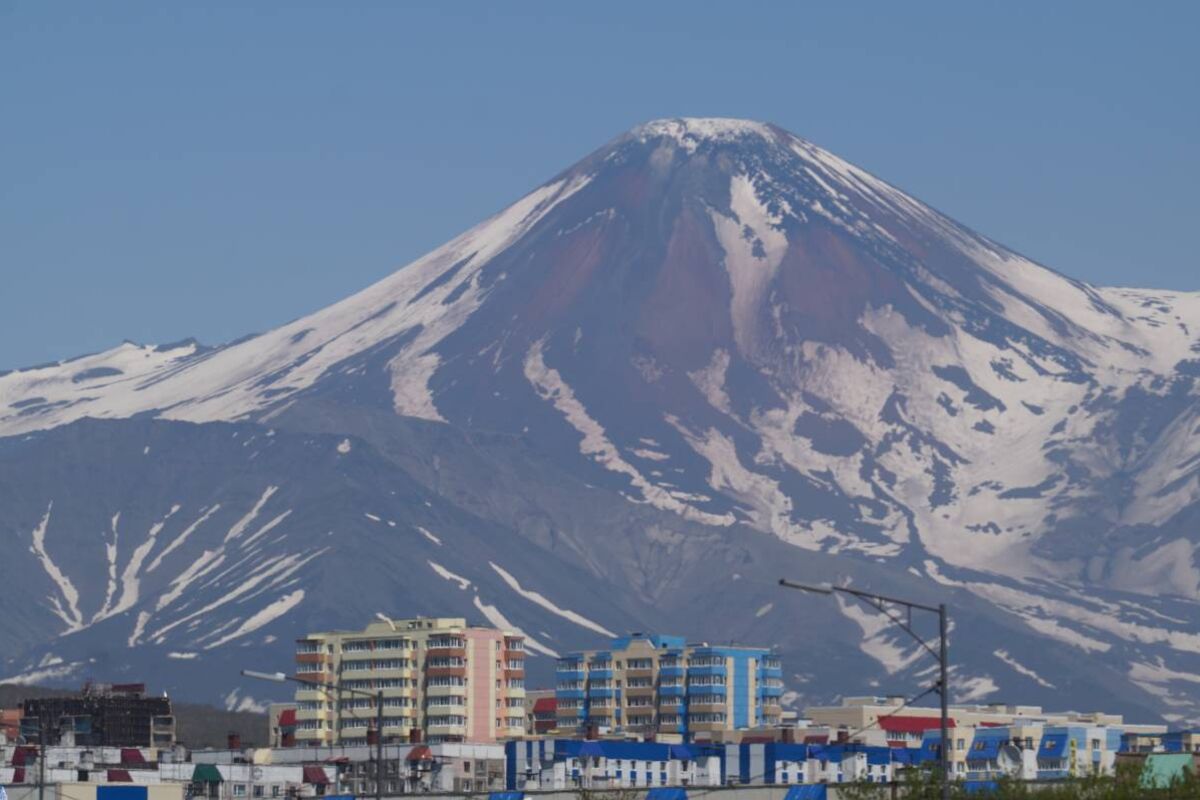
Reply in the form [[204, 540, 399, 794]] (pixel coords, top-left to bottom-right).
[[466, 629, 493, 743]]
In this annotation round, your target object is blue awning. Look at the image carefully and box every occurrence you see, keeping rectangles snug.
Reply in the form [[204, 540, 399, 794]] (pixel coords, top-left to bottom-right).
[[966, 737, 1002, 763], [783, 786, 828, 800], [489, 793, 525, 800], [1039, 734, 1067, 759], [646, 789, 687, 800]]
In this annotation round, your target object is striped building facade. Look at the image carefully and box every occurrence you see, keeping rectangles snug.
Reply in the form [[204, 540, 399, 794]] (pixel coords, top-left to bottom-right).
[[555, 634, 783, 738], [293, 616, 525, 746]]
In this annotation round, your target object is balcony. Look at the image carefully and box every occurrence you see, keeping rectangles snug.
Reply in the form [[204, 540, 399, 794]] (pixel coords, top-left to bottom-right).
[[295, 708, 330, 720], [686, 683, 726, 695], [686, 664, 727, 677], [295, 652, 330, 665], [688, 700, 726, 712]]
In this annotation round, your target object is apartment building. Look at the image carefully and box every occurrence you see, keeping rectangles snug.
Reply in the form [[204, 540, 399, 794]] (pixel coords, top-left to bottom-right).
[[292, 616, 525, 746], [555, 634, 783, 738]]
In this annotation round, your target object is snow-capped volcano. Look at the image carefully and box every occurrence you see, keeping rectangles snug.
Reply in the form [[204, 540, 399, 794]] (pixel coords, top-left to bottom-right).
[[4, 118, 1200, 722]]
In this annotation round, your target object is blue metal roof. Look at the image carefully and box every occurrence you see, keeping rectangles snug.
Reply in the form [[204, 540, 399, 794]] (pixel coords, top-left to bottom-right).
[[668, 744, 694, 760], [967, 735, 1002, 763], [1039, 733, 1068, 759], [645, 789, 687, 800], [766, 743, 810, 762], [917, 734, 945, 765], [783, 786, 828, 800]]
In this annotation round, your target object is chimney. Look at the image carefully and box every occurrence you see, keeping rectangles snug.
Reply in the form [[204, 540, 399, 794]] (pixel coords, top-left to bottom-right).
[[228, 733, 241, 750]]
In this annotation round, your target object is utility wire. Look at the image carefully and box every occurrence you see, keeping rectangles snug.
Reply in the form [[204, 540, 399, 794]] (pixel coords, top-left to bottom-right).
[[642, 686, 948, 800]]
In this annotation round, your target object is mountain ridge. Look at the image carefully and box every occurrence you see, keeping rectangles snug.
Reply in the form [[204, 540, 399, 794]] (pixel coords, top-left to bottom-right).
[[3, 118, 1199, 724]]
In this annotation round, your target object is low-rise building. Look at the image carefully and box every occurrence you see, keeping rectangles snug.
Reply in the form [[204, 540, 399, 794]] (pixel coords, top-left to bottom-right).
[[524, 692, 557, 736], [505, 739, 721, 790]]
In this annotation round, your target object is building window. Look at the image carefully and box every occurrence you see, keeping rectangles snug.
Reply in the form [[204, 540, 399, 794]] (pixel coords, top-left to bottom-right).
[[233, 785, 246, 797], [252, 787, 264, 798]]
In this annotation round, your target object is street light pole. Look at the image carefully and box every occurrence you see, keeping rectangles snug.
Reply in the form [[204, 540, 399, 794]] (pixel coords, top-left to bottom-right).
[[778, 579, 951, 800], [939, 602, 949, 798], [241, 670, 387, 800], [374, 686, 384, 800]]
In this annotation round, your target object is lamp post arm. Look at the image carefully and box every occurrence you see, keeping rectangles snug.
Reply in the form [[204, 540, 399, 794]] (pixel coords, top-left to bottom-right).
[[830, 585, 941, 614], [289, 674, 379, 701], [845, 594, 942, 663]]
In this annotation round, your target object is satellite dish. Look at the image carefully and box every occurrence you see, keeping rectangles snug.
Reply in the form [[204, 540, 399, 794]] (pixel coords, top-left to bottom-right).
[[996, 744, 1023, 776], [252, 767, 264, 780]]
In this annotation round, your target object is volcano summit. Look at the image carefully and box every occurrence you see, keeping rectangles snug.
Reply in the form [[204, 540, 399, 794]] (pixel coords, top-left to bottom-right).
[[3, 118, 1200, 722]]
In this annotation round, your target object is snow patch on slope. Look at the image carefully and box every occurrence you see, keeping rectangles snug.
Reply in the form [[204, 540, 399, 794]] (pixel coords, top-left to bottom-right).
[[205, 590, 306, 649], [993, 649, 1055, 688], [28, 503, 84, 632], [525, 340, 734, 527], [489, 561, 615, 636], [429, 561, 471, 590], [471, 596, 558, 658]]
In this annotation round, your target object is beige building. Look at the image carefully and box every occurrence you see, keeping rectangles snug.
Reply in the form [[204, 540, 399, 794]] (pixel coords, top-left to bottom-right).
[[804, 696, 1163, 734], [293, 616, 525, 745]]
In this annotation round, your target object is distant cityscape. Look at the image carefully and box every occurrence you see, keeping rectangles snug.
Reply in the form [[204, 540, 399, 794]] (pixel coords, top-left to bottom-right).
[[2, 616, 1199, 799]]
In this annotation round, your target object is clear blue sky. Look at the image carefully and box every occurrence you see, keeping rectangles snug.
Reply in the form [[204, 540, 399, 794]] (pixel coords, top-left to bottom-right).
[[2, 2, 1197, 370]]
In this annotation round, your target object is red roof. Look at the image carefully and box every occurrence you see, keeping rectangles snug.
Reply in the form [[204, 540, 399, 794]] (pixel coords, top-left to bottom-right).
[[121, 748, 147, 765], [302, 766, 329, 785], [532, 698, 556, 714], [879, 716, 956, 733], [406, 745, 432, 762], [107, 770, 133, 783], [278, 709, 297, 727]]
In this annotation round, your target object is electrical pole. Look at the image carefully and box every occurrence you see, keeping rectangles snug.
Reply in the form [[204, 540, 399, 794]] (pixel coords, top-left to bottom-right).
[[376, 688, 384, 800], [939, 603, 949, 800], [778, 579, 951, 800], [38, 711, 47, 800], [241, 671, 389, 800]]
